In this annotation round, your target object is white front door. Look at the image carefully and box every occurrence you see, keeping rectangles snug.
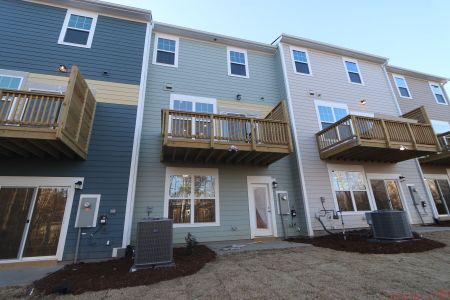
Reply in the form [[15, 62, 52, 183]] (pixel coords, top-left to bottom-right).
[[248, 182, 274, 237]]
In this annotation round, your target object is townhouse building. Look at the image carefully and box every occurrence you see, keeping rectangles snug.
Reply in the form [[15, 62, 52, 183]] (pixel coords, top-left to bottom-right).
[[0, 0, 151, 264], [386, 66, 450, 221], [125, 23, 310, 245], [275, 35, 441, 232]]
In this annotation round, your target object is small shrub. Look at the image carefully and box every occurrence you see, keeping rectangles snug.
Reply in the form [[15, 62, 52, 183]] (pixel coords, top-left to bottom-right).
[[185, 233, 198, 255]]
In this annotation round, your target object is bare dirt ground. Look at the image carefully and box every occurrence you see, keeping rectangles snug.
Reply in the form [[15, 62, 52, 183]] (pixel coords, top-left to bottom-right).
[[2, 231, 449, 300]]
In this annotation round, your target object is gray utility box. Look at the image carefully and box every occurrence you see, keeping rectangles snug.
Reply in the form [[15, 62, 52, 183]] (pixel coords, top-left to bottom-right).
[[133, 218, 173, 270], [277, 192, 290, 215], [75, 194, 101, 228], [366, 210, 412, 240]]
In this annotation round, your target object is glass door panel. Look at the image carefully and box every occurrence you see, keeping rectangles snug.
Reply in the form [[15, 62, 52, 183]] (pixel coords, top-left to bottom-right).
[[386, 180, 403, 210], [427, 179, 450, 216], [22, 187, 68, 257], [254, 187, 269, 229], [370, 179, 391, 210], [0, 188, 35, 259], [436, 180, 450, 215]]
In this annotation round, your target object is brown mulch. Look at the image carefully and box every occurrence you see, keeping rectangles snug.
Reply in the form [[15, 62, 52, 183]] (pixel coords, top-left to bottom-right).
[[423, 220, 450, 227], [33, 245, 216, 295], [287, 230, 446, 254]]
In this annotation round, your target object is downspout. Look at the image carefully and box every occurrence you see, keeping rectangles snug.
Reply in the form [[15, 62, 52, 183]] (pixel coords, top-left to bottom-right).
[[122, 20, 153, 248], [381, 62, 438, 221], [277, 42, 314, 236]]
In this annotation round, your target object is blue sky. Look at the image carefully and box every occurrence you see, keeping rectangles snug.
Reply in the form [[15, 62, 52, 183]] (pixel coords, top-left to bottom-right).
[[109, 0, 450, 93]]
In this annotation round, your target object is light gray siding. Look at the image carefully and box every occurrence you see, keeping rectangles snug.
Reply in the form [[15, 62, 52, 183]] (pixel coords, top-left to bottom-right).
[[280, 43, 435, 231], [132, 34, 308, 244]]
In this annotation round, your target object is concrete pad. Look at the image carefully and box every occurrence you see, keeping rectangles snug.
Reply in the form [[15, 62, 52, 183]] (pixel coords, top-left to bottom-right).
[[0, 264, 63, 287], [412, 226, 450, 234], [204, 239, 310, 255]]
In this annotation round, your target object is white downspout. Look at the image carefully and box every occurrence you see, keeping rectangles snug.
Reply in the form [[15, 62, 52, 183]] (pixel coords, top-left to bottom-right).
[[122, 21, 153, 248]]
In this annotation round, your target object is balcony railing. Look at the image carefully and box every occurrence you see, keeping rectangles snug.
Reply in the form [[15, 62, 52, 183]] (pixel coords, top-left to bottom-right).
[[161, 102, 293, 165], [0, 66, 96, 159], [420, 131, 450, 165], [316, 114, 440, 163]]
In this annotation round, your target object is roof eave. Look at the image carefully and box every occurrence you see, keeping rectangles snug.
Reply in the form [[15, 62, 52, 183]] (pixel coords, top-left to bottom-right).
[[386, 65, 448, 84]]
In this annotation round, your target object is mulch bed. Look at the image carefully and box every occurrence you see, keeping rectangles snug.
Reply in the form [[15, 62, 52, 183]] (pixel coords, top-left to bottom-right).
[[33, 245, 216, 295], [423, 220, 450, 227], [287, 230, 446, 254]]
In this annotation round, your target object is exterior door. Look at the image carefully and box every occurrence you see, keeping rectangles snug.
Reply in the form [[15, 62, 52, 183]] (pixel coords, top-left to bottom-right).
[[370, 179, 404, 210], [426, 178, 450, 217], [248, 183, 273, 237], [0, 186, 69, 261]]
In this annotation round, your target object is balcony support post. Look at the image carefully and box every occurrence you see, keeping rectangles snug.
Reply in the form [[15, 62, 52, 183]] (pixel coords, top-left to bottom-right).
[[381, 119, 391, 148], [406, 123, 418, 150], [251, 118, 256, 151], [350, 115, 361, 144], [210, 114, 214, 148]]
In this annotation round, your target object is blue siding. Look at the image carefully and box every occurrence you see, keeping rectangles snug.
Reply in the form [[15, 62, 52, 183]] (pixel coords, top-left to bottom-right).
[[0, 103, 137, 260], [0, 0, 146, 85], [132, 34, 309, 244]]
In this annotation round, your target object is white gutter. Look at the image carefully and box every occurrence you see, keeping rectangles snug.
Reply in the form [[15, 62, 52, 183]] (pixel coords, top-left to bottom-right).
[[122, 21, 153, 248], [381, 62, 439, 221], [278, 43, 314, 236]]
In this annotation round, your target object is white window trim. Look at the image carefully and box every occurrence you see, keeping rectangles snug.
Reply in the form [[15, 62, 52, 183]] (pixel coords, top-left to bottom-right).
[[290, 46, 312, 76], [152, 33, 179, 68], [227, 47, 249, 78], [58, 9, 98, 49], [169, 94, 217, 113], [327, 164, 374, 215], [365, 173, 413, 224], [0, 74, 24, 90], [342, 57, 364, 85], [0, 176, 82, 262], [314, 99, 349, 130], [393, 74, 412, 99], [164, 167, 220, 228], [429, 82, 448, 105]]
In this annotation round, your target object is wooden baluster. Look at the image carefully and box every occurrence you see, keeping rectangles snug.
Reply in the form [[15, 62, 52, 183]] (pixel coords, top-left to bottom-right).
[[380, 119, 391, 148], [406, 123, 417, 149], [210, 114, 214, 148], [0, 92, 11, 123], [250, 118, 256, 150]]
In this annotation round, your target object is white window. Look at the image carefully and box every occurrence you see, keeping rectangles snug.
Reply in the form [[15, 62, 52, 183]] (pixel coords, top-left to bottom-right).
[[431, 120, 450, 134], [429, 83, 447, 105], [291, 47, 312, 75], [393, 75, 412, 98], [58, 9, 98, 48], [227, 47, 249, 78], [343, 58, 363, 84], [0, 74, 23, 90], [314, 100, 349, 129], [153, 34, 179, 67], [328, 166, 372, 213], [164, 167, 220, 227], [170, 94, 216, 113]]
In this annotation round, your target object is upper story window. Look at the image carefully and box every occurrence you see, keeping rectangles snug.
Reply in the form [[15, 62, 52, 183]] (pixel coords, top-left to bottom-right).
[[315, 100, 349, 129], [227, 47, 249, 78], [431, 120, 450, 134], [429, 83, 447, 105], [291, 47, 311, 75], [393, 75, 412, 98], [343, 58, 363, 84], [153, 34, 179, 67], [58, 9, 98, 48], [0, 75, 23, 90]]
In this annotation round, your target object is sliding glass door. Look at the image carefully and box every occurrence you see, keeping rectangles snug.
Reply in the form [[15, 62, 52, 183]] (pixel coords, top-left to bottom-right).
[[370, 179, 404, 211], [426, 178, 450, 217], [0, 186, 68, 260]]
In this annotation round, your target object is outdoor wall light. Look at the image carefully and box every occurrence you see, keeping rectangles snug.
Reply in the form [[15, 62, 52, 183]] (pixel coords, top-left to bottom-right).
[[74, 180, 83, 190], [236, 94, 242, 101], [58, 64, 68, 73], [228, 145, 239, 152], [399, 145, 406, 151], [272, 180, 278, 189], [360, 99, 367, 105], [399, 175, 406, 182]]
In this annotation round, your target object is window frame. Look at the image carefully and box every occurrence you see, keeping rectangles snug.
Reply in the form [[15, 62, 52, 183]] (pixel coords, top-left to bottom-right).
[[314, 100, 349, 130], [392, 74, 412, 99], [0, 74, 24, 90], [342, 57, 364, 85], [58, 9, 98, 48], [227, 47, 249, 78], [327, 164, 374, 215], [430, 119, 450, 134], [164, 167, 220, 228], [429, 82, 448, 105], [169, 94, 217, 113], [290, 46, 312, 76], [152, 33, 179, 68]]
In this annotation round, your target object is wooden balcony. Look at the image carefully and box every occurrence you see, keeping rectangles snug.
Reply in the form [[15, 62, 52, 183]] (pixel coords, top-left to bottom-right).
[[420, 131, 450, 165], [0, 66, 96, 159], [161, 101, 293, 165], [316, 114, 440, 163]]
